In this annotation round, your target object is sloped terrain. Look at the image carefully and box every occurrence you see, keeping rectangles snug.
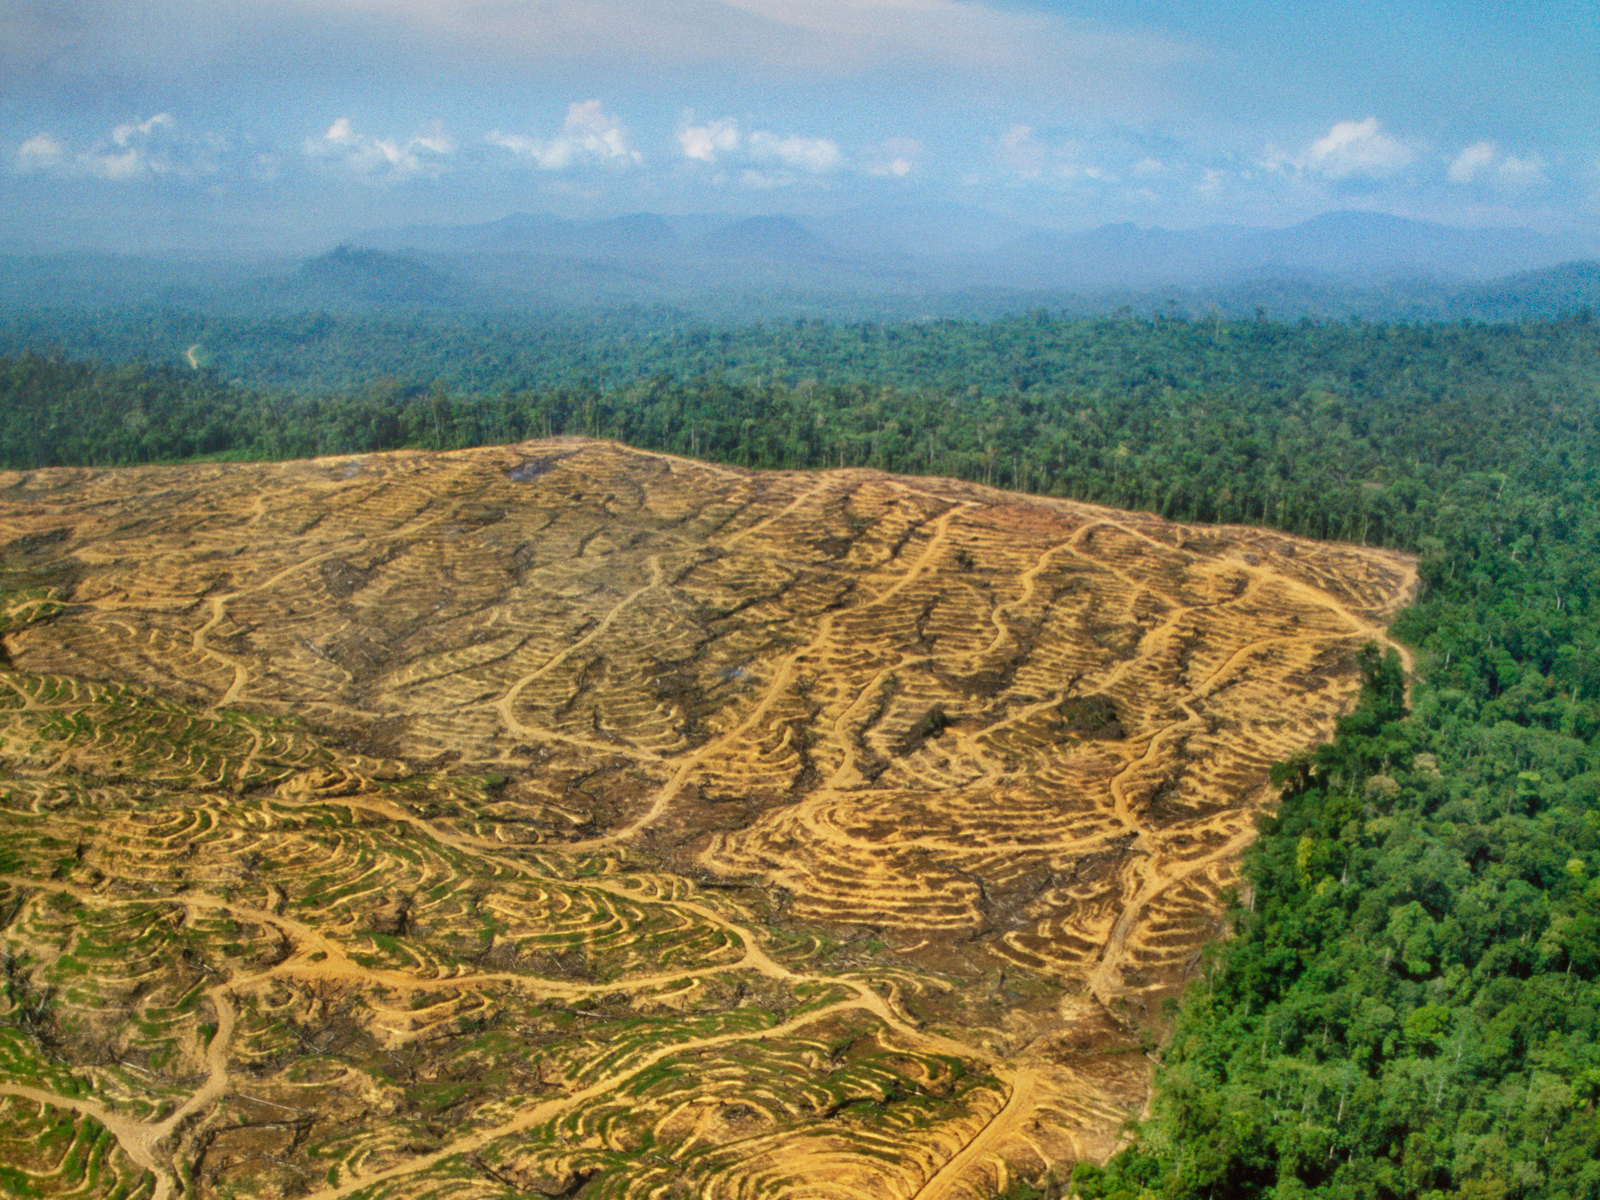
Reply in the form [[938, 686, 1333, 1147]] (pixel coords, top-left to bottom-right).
[[0, 441, 1414, 1198]]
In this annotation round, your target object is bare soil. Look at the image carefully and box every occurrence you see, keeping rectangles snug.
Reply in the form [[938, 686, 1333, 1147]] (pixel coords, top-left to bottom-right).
[[0, 441, 1414, 1198]]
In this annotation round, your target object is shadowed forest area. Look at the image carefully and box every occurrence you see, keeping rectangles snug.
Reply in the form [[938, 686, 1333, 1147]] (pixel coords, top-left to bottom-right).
[[3, 308, 1600, 1198]]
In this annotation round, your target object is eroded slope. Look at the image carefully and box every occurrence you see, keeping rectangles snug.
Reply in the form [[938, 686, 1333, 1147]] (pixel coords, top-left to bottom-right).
[[0, 441, 1414, 1199]]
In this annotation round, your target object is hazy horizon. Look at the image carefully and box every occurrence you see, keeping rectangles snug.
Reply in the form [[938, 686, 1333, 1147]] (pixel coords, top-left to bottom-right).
[[4, 1, 1598, 259]]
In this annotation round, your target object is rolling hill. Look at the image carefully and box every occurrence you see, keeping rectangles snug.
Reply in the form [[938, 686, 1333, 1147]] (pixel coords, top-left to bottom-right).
[[0, 441, 1413, 1198]]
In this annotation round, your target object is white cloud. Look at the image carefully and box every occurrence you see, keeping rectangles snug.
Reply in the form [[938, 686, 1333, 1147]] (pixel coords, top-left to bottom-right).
[[998, 123, 1044, 178], [88, 148, 143, 180], [1304, 117, 1414, 181], [996, 123, 1114, 185], [1446, 141, 1548, 192], [746, 129, 839, 172], [1448, 141, 1496, 185], [72, 112, 182, 179], [112, 112, 175, 146], [14, 133, 66, 172], [675, 115, 841, 180], [865, 137, 921, 178], [304, 116, 453, 180], [321, 116, 358, 147], [12, 113, 217, 181], [1497, 153, 1547, 190], [678, 117, 741, 163], [487, 100, 640, 170]]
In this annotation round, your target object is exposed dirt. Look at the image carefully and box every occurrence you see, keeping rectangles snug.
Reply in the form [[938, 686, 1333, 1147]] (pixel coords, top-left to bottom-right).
[[0, 440, 1414, 1198]]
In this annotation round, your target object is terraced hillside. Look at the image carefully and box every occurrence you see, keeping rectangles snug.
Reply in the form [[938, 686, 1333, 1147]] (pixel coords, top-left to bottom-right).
[[0, 441, 1414, 1199]]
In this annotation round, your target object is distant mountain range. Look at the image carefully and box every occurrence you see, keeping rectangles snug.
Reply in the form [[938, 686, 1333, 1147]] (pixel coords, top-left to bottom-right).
[[2, 205, 1597, 322], [350, 204, 1592, 292]]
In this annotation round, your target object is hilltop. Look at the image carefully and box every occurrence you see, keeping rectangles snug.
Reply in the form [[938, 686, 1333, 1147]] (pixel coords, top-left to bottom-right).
[[0, 441, 1412, 1198]]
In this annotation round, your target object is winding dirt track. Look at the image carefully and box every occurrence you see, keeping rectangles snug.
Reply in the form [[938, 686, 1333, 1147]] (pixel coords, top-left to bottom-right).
[[0, 440, 1414, 1198]]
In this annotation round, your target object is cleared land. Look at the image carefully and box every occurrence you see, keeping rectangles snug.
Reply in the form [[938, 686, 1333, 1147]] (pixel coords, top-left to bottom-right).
[[0, 440, 1414, 1198]]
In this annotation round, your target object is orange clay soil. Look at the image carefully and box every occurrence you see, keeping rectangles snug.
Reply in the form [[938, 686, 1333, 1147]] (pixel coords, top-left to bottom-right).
[[0, 440, 1414, 1199]]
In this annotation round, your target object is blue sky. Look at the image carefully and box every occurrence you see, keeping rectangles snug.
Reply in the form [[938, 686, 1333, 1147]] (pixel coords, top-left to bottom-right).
[[3, 0, 1597, 255]]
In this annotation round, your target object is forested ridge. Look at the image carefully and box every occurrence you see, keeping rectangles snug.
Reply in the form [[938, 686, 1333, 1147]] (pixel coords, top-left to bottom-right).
[[5, 311, 1599, 548], [4, 310, 1600, 1198]]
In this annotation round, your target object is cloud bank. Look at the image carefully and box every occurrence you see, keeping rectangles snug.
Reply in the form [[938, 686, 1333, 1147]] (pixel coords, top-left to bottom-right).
[[1448, 141, 1547, 191], [2, 2, 1593, 252], [487, 102, 641, 171], [11, 113, 220, 181], [676, 115, 842, 187], [1305, 118, 1415, 181], [303, 118, 453, 181]]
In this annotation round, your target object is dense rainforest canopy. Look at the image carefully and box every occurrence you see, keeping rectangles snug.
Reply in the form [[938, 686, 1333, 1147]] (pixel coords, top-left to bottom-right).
[[3, 307, 1599, 1198]]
